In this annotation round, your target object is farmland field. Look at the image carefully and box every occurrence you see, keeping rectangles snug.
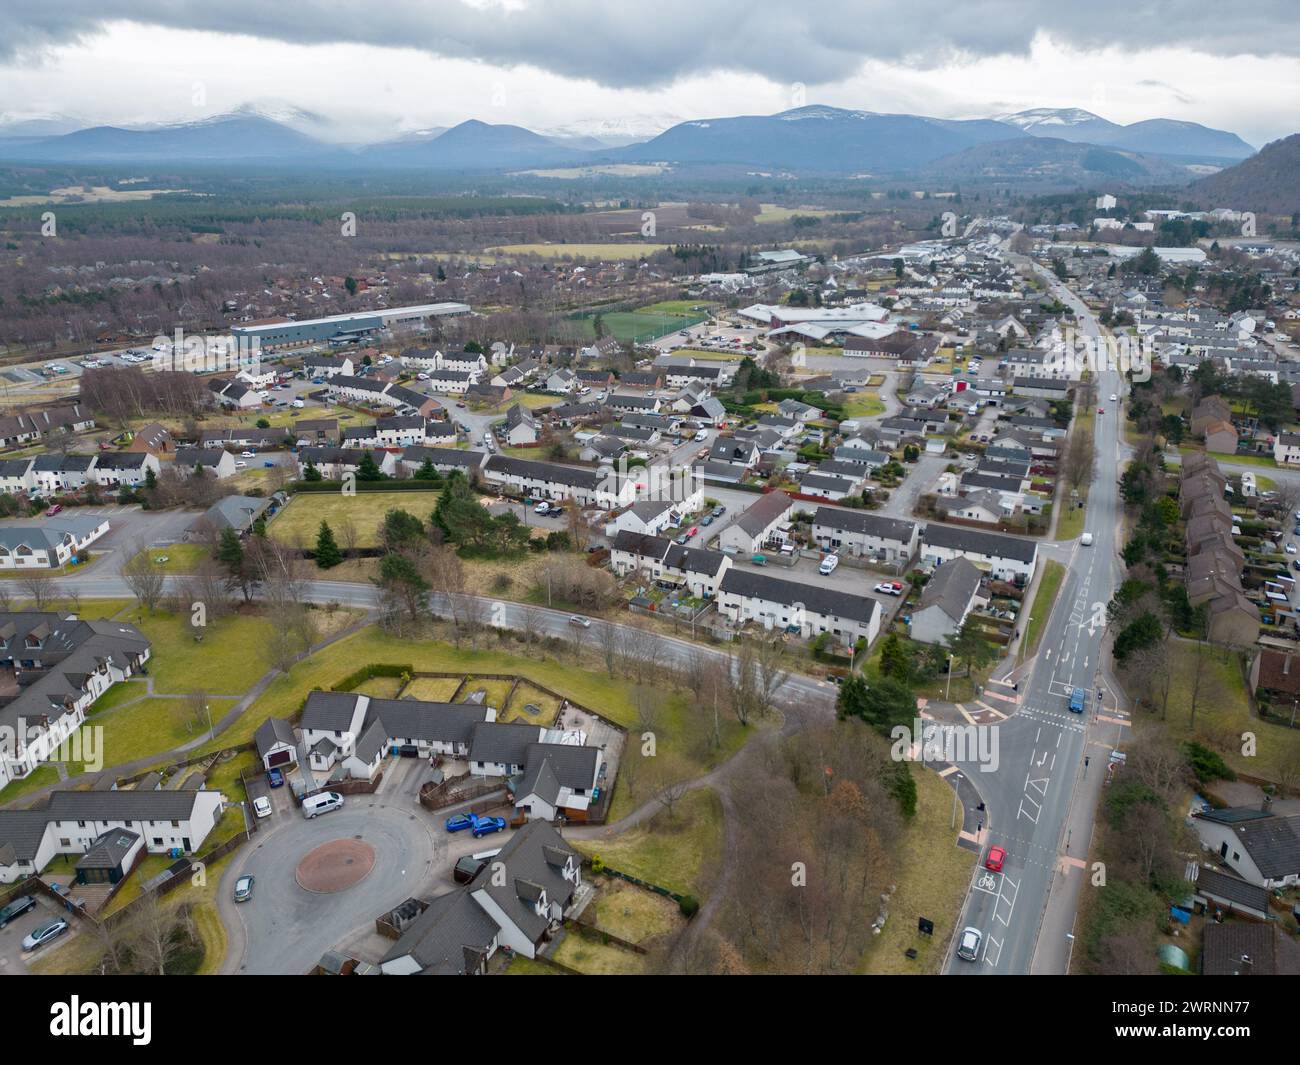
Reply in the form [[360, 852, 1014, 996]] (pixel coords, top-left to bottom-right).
[[268, 491, 441, 548], [486, 243, 669, 259]]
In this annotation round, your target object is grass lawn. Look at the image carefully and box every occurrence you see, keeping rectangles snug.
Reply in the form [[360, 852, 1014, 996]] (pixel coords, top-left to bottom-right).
[[124, 609, 278, 695], [0, 763, 60, 804], [268, 491, 442, 548], [90, 695, 240, 768], [401, 676, 464, 702], [353, 676, 405, 698], [130, 542, 210, 574], [841, 392, 886, 419], [1178, 446, 1277, 469], [1146, 641, 1300, 782], [588, 878, 685, 945], [858, 766, 978, 973], [1022, 560, 1066, 662], [551, 931, 646, 974], [505, 955, 564, 975], [637, 300, 718, 316], [194, 627, 751, 819], [488, 243, 670, 259], [754, 204, 831, 223], [459, 677, 513, 709], [1055, 500, 1087, 541], [501, 682, 562, 725], [0, 554, 100, 579], [576, 788, 723, 897]]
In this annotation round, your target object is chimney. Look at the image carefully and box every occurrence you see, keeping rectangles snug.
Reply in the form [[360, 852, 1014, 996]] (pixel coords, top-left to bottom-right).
[[1238, 954, 1253, 976]]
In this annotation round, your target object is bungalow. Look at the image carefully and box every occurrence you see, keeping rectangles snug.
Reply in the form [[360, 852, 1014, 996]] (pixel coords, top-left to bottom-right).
[[379, 820, 584, 973], [0, 788, 225, 884], [207, 378, 262, 409], [718, 569, 881, 648], [810, 508, 918, 562], [605, 394, 661, 415], [799, 472, 861, 501], [1200, 921, 1300, 976], [1191, 807, 1300, 889], [187, 495, 271, 539], [0, 405, 95, 448], [513, 743, 604, 822], [0, 514, 110, 570]]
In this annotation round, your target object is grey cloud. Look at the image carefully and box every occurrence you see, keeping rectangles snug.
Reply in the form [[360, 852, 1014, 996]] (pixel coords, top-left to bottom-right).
[[1, 1, 1298, 88]]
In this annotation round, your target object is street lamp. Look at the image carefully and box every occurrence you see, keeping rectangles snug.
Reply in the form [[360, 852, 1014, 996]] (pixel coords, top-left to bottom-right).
[[946, 654, 955, 701]]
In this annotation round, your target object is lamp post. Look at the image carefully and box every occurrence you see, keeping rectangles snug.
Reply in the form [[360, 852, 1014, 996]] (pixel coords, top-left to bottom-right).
[[946, 654, 955, 701]]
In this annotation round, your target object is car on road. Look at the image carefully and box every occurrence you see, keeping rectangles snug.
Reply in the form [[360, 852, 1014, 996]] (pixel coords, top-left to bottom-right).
[[984, 846, 1006, 872], [874, 581, 904, 596], [701, 515, 713, 526], [694, 429, 709, 441], [1097, 407, 1104, 415], [712, 505, 725, 517], [267, 768, 285, 788], [1068, 687, 1086, 713], [956, 926, 982, 962], [675, 533, 689, 545], [234, 461, 248, 469], [233, 875, 255, 903], [21, 918, 69, 952], [568, 614, 591, 628], [686, 526, 699, 538], [445, 813, 477, 832], [252, 796, 272, 819], [0, 894, 37, 929], [241, 450, 256, 457], [471, 815, 507, 838], [1109, 393, 1118, 402], [1287, 543, 1297, 555]]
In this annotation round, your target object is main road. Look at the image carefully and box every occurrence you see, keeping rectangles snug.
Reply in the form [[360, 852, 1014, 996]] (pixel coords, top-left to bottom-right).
[[946, 256, 1129, 974]]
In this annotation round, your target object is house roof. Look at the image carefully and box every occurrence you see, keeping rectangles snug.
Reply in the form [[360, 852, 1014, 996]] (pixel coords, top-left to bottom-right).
[[1201, 921, 1300, 975], [468, 721, 544, 766], [254, 716, 296, 759], [719, 568, 880, 627], [516, 743, 600, 806], [922, 523, 1038, 565], [918, 557, 983, 622], [811, 506, 915, 544], [733, 491, 793, 538], [1192, 866, 1270, 914]]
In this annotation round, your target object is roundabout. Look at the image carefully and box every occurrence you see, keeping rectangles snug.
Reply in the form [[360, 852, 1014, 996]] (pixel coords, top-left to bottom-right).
[[295, 838, 377, 893]]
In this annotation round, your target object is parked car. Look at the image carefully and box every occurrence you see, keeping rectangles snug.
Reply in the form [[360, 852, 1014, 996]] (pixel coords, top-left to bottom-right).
[[0, 894, 37, 929], [21, 918, 69, 952], [984, 846, 1006, 872], [534, 501, 551, 515], [471, 815, 507, 838], [819, 554, 840, 576], [453, 855, 488, 883], [686, 526, 699, 538], [956, 926, 982, 962], [233, 875, 255, 903], [267, 767, 285, 788], [45, 503, 63, 516], [445, 813, 476, 832], [712, 505, 725, 517], [874, 581, 904, 596], [701, 515, 714, 526], [253, 796, 272, 819], [675, 533, 689, 545]]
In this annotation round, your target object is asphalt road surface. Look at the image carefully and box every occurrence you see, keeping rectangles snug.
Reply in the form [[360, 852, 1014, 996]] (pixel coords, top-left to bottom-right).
[[946, 258, 1127, 975]]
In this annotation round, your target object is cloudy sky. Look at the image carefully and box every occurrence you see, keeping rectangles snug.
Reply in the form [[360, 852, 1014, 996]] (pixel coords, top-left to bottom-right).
[[1, 2, 1297, 146]]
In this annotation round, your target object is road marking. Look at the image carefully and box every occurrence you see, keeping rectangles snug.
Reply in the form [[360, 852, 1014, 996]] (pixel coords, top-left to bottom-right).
[[1097, 714, 1130, 727], [976, 701, 1007, 719]]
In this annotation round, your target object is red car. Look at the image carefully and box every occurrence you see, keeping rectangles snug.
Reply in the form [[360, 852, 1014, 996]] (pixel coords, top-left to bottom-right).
[[687, 526, 699, 538], [1097, 408, 1105, 415], [984, 845, 1006, 872], [46, 503, 63, 515]]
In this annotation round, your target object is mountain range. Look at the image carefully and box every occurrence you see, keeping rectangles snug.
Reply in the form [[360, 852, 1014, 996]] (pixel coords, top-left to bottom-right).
[[0, 104, 1262, 179], [1188, 134, 1300, 215]]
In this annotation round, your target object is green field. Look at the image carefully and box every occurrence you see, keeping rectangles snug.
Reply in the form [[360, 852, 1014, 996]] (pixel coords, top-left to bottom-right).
[[637, 300, 719, 316], [487, 242, 670, 259], [561, 308, 708, 344], [268, 490, 441, 548]]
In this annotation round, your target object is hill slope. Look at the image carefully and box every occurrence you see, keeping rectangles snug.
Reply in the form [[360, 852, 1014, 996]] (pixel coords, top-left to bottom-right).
[[1188, 133, 1300, 214]]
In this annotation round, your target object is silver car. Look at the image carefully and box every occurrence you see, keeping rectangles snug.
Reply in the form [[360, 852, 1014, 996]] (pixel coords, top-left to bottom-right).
[[956, 926, 982, 962]]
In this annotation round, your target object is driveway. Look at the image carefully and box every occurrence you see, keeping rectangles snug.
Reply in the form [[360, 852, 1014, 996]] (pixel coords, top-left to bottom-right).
[[0, 893, 79, 975]]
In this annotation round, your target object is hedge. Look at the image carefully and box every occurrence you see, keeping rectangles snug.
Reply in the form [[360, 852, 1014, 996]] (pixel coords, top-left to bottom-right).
[[330, 663, 414, 692], [287, 479, 445, 493]]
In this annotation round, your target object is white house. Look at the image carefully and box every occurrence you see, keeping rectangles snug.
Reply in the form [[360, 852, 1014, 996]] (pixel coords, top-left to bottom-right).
[[920, 523, 1038, 583], [718, 569, 881, 649], [810, 508, 918, 563]]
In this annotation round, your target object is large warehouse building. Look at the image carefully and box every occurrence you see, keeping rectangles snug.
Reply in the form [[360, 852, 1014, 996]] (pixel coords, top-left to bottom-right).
[[231, 302, 471, 349]]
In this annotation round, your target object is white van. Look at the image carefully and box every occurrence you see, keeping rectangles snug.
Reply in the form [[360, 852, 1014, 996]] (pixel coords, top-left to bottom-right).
[[819, 554, 840, 576], [302, 791, 344, 819], [1080, 532, 1093, 546]]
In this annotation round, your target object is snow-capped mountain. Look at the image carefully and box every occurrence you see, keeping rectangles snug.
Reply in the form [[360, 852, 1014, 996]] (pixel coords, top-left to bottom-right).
[[994, 108, 1254, 161]]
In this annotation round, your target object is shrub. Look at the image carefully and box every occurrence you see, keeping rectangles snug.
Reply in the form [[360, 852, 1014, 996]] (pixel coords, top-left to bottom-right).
[[678, 894, 700, 918]]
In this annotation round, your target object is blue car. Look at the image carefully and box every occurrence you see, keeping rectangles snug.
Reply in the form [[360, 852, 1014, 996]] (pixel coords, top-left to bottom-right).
[[445, 813, 476, 833], [267, 767, 285, 788], [471, 815, 507, 838], [1068, 688, 1085, 713]]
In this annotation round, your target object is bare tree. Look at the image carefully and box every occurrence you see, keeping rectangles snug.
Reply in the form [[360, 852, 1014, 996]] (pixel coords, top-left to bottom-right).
[[125, 892, 192, 976], [122, 544, 166, 612], [19, 569, 54, 610]]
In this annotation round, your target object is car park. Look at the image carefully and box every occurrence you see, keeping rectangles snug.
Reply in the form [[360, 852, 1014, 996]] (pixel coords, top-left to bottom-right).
[[233, 875, 255, 903], [21, 918, 69, 952], [956, 926, 982, 962]]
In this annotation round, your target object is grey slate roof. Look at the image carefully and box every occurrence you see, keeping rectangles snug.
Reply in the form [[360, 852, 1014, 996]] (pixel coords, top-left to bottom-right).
[[719, 568, 880, 626], [918, 557, 983, 622], [469, 721, 544, 767], [922, 523, 1038, 565], [812, 506, 916, 544]]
